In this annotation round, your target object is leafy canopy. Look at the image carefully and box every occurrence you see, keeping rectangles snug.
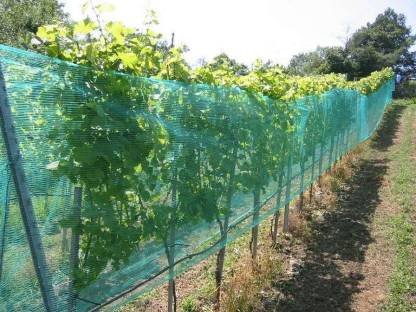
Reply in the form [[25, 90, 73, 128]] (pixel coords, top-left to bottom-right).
[[346, 8, 416, 78], [287, 8, 415, 80], [0, 0, 66, 48]]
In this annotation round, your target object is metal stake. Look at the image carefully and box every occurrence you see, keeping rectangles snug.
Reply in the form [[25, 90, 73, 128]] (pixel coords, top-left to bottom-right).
[[0, 65, 57, 311]]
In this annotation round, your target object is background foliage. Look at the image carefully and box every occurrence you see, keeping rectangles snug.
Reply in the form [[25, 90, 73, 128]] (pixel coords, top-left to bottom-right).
[[287, 8, 415, 80], [0, 0, 66, 48]]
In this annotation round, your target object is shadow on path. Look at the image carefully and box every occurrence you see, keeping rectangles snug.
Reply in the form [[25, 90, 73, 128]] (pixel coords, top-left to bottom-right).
[[269, 104, 405, 312]]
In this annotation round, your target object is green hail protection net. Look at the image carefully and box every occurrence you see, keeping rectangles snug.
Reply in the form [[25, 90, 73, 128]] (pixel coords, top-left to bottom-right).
[[0, 44, 394, 311]]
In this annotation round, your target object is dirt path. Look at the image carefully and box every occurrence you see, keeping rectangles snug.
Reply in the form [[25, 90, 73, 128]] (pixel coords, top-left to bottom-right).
[[269, 103, 409, 312]]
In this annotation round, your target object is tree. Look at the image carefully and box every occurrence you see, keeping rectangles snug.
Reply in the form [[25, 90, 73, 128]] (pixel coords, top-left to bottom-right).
[[0, 0, 66, 48], [396, 50, 416, 81], [346, 8, 416, 78], [287, 9, 415, 80], [287, 49, 326, 76], [287, 47, 351, 76], [202, 53, 249, 76], [321, 47, 352, 76]]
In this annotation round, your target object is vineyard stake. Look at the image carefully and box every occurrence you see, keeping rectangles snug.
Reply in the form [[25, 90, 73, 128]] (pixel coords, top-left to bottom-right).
[[271, 171, 284, 244], [318, 141, 324, 187], [309, 183, 313, 203], [309, 142, 316, 203], [298, 156, 305, 212], [299, 192, 304, 212], [61, 181, 70, 254], [251, 189, 260, 259], [167, 146, 178, 312], [283, 143, 293, 233], [68, 186, 82, 312]]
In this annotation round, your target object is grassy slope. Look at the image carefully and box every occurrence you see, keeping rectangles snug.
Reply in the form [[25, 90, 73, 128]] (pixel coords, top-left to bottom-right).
[[383, 99, 416, 311]]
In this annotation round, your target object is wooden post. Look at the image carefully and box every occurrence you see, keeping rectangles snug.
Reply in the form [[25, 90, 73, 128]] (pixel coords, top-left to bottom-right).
[[283, 145, 293, 233], [251, 189, 260, 260], [0, 65, 57, 311], [309, 183, 313, 203], [271, 171, 284, 244], [309, 145, 316, 203], [283, 204, 290, 233], [327, 135, 334, 174], [168, 147, 178, 312], [340, 129, 346, 157], [299, 192, 304, 212], [332, 132, 340, 171], [68, 186, 82, 312], [61, 181, 70, 254], [335, 132, 340, 162], [298, 152, 305, 213], [318, 141, 324, 187], [298, 153, 305, 212]]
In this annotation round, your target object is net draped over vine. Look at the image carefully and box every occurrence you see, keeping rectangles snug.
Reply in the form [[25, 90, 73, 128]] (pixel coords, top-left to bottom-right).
[[0, 45, 394, 311]]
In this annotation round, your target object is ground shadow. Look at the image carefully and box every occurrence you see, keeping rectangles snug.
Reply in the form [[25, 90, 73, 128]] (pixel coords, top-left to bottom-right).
[[265, 104, 405, 312], [371, 104, 406, 151]]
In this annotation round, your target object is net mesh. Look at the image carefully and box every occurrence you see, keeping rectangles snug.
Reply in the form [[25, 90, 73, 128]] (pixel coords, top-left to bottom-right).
[[0, 44, 394, 311]]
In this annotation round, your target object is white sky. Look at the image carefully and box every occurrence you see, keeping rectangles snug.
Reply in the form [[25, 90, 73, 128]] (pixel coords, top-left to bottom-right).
[[60, 0, 416, 66]]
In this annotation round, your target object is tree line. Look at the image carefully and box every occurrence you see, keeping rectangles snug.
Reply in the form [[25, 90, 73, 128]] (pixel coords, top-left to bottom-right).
[[287, 9, 415, 80]]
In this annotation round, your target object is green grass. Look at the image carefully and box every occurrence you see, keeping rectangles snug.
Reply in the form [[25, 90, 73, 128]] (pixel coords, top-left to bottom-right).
[[181, 295, 199, 312], [383, 99, 416, 312]]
